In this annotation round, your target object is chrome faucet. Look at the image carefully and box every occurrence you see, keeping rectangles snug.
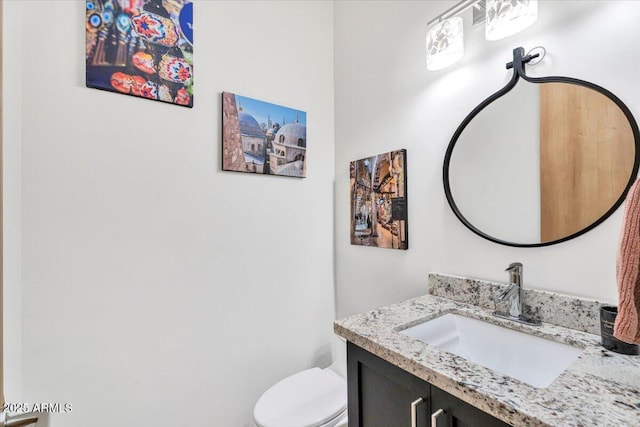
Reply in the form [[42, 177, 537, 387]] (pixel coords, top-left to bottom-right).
[[493, 262, 540, 326]]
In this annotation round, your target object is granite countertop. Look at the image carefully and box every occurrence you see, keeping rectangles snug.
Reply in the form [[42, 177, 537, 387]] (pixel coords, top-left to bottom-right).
[[334, 292, 640, 426]]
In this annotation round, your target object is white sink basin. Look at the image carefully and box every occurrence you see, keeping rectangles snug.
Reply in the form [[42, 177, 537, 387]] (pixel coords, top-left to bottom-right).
[[400, 313, 583, 388]]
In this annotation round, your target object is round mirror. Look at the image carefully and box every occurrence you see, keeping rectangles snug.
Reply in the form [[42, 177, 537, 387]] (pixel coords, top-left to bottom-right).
[[443, 48, 640, 247]]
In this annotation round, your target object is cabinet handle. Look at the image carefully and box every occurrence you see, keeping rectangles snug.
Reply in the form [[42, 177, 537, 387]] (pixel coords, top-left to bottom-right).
[[410, 397, 424, 427], [431, 408, 445, 427]]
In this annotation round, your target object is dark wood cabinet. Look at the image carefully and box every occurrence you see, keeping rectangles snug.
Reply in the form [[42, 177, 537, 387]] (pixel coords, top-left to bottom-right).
[[348, 341, 430, 427], [347, 342, 511, 427], [430, 385, 511, 427]]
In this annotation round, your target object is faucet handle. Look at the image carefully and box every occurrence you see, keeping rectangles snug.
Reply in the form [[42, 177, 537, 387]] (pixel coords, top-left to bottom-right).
[[493, 282, 517, 302], [505, 262, 523, 272]]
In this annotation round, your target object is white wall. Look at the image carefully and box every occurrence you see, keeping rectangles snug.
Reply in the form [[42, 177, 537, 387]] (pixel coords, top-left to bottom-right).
[[3, 0, 24, 402], [334, 0, 640, 317], [10, 1, 335, 426]]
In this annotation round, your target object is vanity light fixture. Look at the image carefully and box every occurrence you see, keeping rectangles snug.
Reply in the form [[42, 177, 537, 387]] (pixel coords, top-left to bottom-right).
[[485, 0, 538, 41], [426, 0, 476, 71], [426, 0, 538, 71], [426, 17, 464, 71]]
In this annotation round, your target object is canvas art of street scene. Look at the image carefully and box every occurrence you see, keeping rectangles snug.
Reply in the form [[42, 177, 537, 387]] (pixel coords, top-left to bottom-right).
[[350, 149, 408, 249]]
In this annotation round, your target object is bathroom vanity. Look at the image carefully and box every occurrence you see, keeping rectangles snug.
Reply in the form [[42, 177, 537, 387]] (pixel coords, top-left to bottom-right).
[[348, 342, 509, 427], [334, 274, 640, 426]]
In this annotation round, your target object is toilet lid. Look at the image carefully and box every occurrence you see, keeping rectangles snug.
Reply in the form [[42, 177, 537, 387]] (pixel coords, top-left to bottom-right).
[[253, 367, 347, 427]]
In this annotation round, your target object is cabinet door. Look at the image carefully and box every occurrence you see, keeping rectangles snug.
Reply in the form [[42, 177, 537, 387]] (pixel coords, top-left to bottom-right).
[[430, 385, 511, 427], [348, 342, 430, 427]]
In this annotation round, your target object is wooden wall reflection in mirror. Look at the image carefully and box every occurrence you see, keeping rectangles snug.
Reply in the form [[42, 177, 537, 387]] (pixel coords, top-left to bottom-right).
[[443, 47, 640, 247]]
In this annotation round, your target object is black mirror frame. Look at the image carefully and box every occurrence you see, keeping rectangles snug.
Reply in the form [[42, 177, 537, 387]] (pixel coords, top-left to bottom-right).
[[442, 47, 640, 248]]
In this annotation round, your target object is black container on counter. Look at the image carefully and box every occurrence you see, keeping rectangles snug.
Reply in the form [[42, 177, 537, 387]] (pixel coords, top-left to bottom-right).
[[600, 306, 640, 355]]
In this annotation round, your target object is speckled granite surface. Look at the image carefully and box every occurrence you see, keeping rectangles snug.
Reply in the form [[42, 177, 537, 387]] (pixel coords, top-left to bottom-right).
[[429, 273, 609, 335], [334, 278, 640, 426]]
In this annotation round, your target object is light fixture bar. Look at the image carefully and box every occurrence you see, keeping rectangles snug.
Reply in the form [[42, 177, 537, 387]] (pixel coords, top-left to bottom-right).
[[427, 0, 479, 27]]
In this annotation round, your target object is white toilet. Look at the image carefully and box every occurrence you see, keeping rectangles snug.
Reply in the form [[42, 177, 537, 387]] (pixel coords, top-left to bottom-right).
[[252, 339, 348, 427]]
